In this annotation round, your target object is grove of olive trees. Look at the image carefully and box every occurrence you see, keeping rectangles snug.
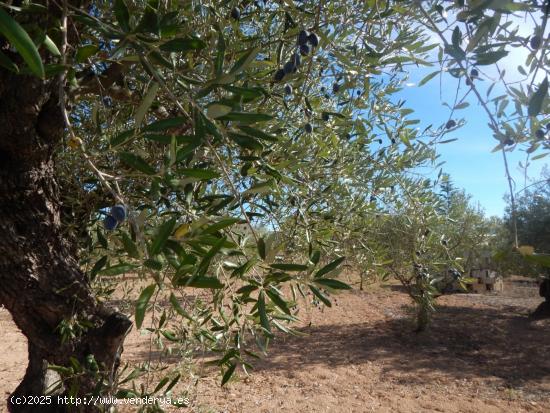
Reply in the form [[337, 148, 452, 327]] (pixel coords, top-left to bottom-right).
[[0, 0, 548, 411]]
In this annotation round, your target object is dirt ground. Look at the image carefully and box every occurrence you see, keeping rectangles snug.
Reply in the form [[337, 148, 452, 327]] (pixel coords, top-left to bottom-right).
[[1, 276, 549, 412]]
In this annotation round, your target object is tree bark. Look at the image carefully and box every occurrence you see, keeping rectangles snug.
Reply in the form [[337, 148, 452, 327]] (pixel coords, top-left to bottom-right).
[[0, 22, 130, 413]]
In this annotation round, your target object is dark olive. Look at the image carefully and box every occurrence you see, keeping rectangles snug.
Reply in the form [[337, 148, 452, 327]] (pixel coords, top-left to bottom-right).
[[322, 112, 330, 121], [298, 30, 309, 46], [304, 123, 313, 133], [103, 215, 118, 231], [308, 33, 319, 48], [332, 83, 340, 93], [530, 35, 542, 49], [470, 68, 479, 77], [536, 129, 545, 139], [283, 60, 295, 74], [284, 84, 293, 95], [445, 119, 456, 129], [230, 7, 240, 20], [111, 205, 127, 222], [274, 69, 285, 82], [299, 43, 311, 56]]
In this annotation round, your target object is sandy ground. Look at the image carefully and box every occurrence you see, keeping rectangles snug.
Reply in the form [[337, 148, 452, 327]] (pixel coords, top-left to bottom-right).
[[1, 277, 549, 412]]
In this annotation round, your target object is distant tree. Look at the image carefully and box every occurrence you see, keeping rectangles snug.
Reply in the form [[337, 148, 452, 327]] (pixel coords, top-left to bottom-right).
[[438, 173, 458, 215], [510, 167, 550, 254], [495, 167, 550, 277], [437, 176, 494, 273]]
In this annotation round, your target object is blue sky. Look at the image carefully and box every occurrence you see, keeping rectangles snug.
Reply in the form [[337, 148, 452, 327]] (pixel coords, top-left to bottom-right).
[[393, 17, 548, 218], [398, 77, 547, 218]]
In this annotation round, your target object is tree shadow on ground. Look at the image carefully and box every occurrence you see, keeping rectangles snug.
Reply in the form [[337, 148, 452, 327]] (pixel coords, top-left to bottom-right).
[[123, 281, 549, 393], [253, 303, 550, 390]]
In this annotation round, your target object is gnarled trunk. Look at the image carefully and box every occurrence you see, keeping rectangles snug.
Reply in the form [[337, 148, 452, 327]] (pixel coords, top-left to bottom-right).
[[0, 34, 130, 413]]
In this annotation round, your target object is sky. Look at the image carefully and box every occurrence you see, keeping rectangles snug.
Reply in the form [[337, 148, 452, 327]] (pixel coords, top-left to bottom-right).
[[398, 77, 547, 218], [393, 15, 548, 218]]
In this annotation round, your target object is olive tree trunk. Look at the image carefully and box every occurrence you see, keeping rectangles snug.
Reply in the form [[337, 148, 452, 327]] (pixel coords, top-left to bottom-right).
[[0, 27, 130, 413]]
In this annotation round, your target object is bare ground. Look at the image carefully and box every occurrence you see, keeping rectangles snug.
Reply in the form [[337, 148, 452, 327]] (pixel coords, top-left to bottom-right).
[[1, 277, 549, 412]]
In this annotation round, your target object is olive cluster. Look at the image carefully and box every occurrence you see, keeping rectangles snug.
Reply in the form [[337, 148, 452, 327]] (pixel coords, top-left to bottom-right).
[[274, 30, 320, 134], [104, 204, 127, 231], [273, 29, 320, 82], [503, 124, 549, 147]]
